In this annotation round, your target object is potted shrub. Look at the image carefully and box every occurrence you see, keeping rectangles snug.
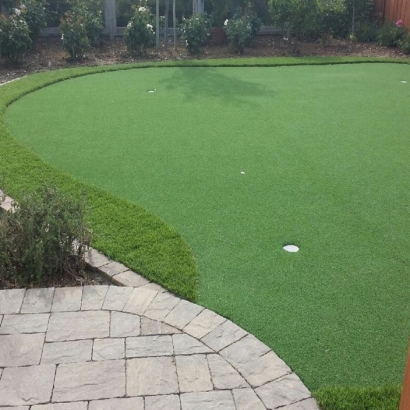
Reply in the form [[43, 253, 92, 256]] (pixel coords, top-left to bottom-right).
[[210, 0, 228, 44]]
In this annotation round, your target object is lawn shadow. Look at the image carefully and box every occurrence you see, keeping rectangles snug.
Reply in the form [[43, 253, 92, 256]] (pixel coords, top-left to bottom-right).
[[158, 67, 275, 106]]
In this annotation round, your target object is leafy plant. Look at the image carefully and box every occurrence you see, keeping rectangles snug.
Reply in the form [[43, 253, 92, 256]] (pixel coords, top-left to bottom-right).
[[317, 0, 346, 44], [354, 20, 379, 42], [0, 186, 92, 287], [60, 11, 90, 59], [377, 21, 408, 47], [399, 33, 410, 54], [210, 0, 228, 27], [123, 2, 155, 55], [242, 2, 262, 44], [0, 12, 32, 63], [180, 13, 211, 55], [224, 15, 252, 54], [20, 0, 48, 40]]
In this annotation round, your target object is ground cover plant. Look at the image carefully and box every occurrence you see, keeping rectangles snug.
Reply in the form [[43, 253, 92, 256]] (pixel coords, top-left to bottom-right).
[[0, 58, 409, 407]]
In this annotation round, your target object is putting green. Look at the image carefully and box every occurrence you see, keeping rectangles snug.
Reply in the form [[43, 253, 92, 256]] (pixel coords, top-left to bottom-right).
[[5, 63, 410, 390]]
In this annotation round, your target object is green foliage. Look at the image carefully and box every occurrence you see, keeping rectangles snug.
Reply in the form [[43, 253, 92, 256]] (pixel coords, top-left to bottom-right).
[[20, 0, 47, 40], [317, 0, 346, 43], [60, 11, 90, 59], [242, 2, 262, 41], [0, 186, 91, 287], [210, 0, 229, 27], [180, 13, 211, 55], [377, 21, 408, 47], [314, 385, 401, 410], [0, 12, 32, 63], [123, 2, 155, 56], [400, 33, 410, 54], [355, 20, 380, 42]]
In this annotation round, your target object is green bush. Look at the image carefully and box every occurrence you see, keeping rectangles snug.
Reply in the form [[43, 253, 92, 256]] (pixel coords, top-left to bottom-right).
[[20, 0, 48, 40], [377, 21, 408, 47], [60, 11, 90, 59], [355, 20, 380, 42], [0, 186, 92, 287], [180, 13, 211, 55], [242, 2, 262, 44], [400, 34, 410, 54], [0, 12, 32, 63], [224, 15, 252, 54], [317, 0, 346, 43], [123, 2, 155, 55]]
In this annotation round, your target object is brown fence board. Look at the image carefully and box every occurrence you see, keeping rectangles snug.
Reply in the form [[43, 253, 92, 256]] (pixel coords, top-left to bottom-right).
[[375, 0, 410, 28]]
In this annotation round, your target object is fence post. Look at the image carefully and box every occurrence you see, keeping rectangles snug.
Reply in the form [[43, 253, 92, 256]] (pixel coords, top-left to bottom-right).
[[104, 0, 117, 40], [400, 341, 410, 410]]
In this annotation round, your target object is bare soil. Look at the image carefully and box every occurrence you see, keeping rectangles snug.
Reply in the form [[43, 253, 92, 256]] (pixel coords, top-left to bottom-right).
[[0, 35, 408, 84]]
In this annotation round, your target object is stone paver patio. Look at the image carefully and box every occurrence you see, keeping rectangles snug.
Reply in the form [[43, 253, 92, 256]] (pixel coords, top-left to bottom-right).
[[0, 285, 319, 410]]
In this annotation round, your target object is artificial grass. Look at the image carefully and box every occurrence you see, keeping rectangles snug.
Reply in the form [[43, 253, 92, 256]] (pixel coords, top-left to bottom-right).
[[1, 58, 409, 393]]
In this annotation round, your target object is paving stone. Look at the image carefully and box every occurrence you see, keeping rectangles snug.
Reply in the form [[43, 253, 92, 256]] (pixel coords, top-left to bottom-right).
[[232, 388, 266, 410], [173, 334, 212, 355], [126, 335, 173, 357], [32, 403, 88, 410], [102, 286, 133, 311], [201, 320, 247, 352], [53, 360, 125, 402], [0, 369, 2, 379], [99, 261, 129, 277], [207, 354, 248, 389], [183, 309, 226, 339], [81, 285, 109, 310], [220, 334, 270, 363], [139, 282, 166, 293], [164, 300, 204, 330], [127, 356, 179, 396], [42, 340, 92, 364], [281, 398, 320, 410], [0, 364, 56, 406], [176, 354, 213, 393], [110, 311, 140, 337], [47, 311, 110, 341], [112, 270, 150, 287], [144, 292, 180, 321], [0, 289, 26, 314], [84, 248, 111, 268], [141, 317, 180, 335], [21, 288, 55, 313], [0, 313, 49, 334], [145, 394, 181, 410], [89, 397, 144, 410], [0, 333, 44, 366], [255, 373, 311, 409], [224, 350, 291, 388], [0, 407, 29, 410], [0, 315, 2, 325], [123, 287, 158, 315], [93, 338, 124, 361], [52, 288, 82, 312], [180, 391, 236, 410]]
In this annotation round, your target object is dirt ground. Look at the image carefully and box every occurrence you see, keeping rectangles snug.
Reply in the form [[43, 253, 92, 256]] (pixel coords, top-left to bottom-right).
[[0, 34, 408, 84]]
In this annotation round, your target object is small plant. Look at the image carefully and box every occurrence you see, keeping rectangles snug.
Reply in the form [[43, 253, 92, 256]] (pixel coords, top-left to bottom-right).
[[60, 11, 90, 59], [210, 0, 228, 27], [123, 2, 155, 55], [0, 11, 32, 63], [400, 33, 410, 54], [180, 13, 211, 55], [377, 20, 408, 47], [317, 0, 346, 44], [0, 186, 92, 287], [242, 2, 262, 45], [354, 20, 380, 42], [20, 0, 48, 40], [224, 15, 252, 54]]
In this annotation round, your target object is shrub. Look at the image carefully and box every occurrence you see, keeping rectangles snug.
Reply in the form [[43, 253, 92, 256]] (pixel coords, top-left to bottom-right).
[[0, 12, 32, 63], [377, 21, 408, 47], [60, 11, 90, 59], [20, 0, 47, 41], [242, 2, 262, 45], [0, 186, 92, 287], [400, 34, 410, 54], [354, 20, 380, 42], [224, 15, 252, 54], [123, 2, 155, 55], [180, 13, 211, 55], [317, 0, 346, 43]]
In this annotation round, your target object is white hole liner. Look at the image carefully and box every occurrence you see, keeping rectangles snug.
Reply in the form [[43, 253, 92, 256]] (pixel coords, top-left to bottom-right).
[[283, 245, 299, 253]]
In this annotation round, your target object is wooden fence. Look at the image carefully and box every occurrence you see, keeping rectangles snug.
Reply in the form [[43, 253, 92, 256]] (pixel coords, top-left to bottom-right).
[[375, 0, 410, 28]]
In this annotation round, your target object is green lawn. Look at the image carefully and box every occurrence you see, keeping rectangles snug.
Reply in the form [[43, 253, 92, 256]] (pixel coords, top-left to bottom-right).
[[2, 60, 410, 393]]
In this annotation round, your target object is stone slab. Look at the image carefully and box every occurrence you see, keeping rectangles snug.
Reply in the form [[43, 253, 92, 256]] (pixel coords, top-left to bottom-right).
[[0, 364, 56, 406], [102, 286, 133, 311], [281, 398, 320, 410], [0, 313, 49, 334], [180, 391, 236, 410], [93, 338, 124, 361], [0, 407, 29, 410], [0, 333, 44, 366], [127, 356, 179, 396], [173, 334, 212, 355], [183, 309, 226, 339], [255, 373, 311, 409], [144, 292, 180, 321], [110, 311, 140, 337], [32, 403, 88, 410], [21, 288, 54, 313], [42, 340, 93, 364], [164, 300, 204, 330], [99, 261, 129, 277], [123, 287, 158, 315], [52, 287, 82, 312], [112, 270, 150, 287], [220, 334, 270, 364], [145, 394, 181, 410], [47, 311, 109, 341], [139, 282, 166, 293], [84, 248, 111, 268], [81, 285, 109, 310], [207, 354, 248, 389], [89, 397, 144, 410], [126, 335, 173, 358], [141, 317, 180, 335], [201, 320, 247, 352], [176, 354, 213, 393], [53, 360, 125, 402], [0, 289, 26, 314], [232, 388, 266, 410]]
